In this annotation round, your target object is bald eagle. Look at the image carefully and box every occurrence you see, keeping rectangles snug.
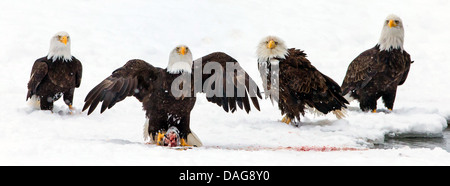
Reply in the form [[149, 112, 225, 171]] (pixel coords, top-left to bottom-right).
[[26, 31, 83, 111], [341, 14, 413, 112], [257, 36, 348, 125], [82, 45, 261, 147]]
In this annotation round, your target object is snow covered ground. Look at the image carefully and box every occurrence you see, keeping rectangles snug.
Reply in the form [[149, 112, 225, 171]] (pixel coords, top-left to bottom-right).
[[1, 0, 450, 165]]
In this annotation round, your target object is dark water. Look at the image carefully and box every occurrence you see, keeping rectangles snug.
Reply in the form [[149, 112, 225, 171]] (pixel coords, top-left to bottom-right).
[[374, 121, 450, 151]]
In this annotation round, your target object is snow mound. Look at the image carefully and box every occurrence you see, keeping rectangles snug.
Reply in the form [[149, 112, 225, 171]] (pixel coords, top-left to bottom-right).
[[329, 107, 447, 146]]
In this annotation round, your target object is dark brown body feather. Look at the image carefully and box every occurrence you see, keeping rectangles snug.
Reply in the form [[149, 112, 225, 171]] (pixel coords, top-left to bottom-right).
[[82, 52, 261, 140], [259, 48, 348, 122], [26, 56, 83, 110], [341, 45, 412, 111]]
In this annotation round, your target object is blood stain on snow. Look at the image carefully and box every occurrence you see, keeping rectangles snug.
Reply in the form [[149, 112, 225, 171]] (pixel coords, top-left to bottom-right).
[[205, 146, 366, 152]]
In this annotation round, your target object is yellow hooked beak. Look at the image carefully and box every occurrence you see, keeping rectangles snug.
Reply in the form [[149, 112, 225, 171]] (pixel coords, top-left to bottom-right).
[[267, 40, 276, 49], [179, 46, 186, 55], [388, 19, 397, 28], [60, 36, 68, 45]]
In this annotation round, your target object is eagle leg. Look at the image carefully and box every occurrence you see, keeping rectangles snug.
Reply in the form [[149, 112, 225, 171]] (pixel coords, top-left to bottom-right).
[[180, 138, 191, 147], [382, 92, 397, 111], [152, 128, 203, 147], [68, 105, 76, 115], [156, 131, 166, 146], [40, 95, 54, 111]]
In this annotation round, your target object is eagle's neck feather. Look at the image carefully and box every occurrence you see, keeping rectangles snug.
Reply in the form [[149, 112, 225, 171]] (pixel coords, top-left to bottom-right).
[[47, 47, 72, 62], [167, 62, 192, 74], [378, 27, 404, 52], [257, 50, 287, 64]]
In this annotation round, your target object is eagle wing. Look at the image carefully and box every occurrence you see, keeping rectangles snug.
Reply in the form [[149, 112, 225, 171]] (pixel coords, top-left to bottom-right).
[[83, 59, 159, 115], [72, 57, 83, 88], [26, 59, 48, 100], [192, 52, 262, 113], [398, 51, 413, 86], [341, 47, 380, 95], [281, 49, 348, 114]]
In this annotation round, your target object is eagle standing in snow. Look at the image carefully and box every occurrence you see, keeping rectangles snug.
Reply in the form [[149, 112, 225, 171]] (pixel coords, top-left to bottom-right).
[[341, 14, 413, 112], [26, 31, 83, 111], [82, 45, 261, 147], [257, 36, 348, 125]]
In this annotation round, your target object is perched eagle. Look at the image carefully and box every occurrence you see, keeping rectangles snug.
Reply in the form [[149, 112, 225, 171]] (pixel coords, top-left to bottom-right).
[[341, 14, 413, 112], [26, 31, 83, 111], [82, 45, 261, 147], [257, 36, 348, 125]]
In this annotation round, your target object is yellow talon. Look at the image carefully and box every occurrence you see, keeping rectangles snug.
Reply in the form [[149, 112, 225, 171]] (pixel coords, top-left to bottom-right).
[[156, 132, 166, 146], [180, 138, 191, 147], [388, 109, 393, 111], [372, 109, 377, 113], [281, 116, 291, 124], [68, 105, 75, 115]]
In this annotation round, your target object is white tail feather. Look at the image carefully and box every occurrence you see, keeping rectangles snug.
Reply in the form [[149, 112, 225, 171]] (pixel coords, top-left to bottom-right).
[[332, 109, 347, 119], [307, 105, 347, 119], [143, 119, 150, 142], [343, 93, 355, 103], [28, 95, 41, 109], [187, 131, 203, 147]]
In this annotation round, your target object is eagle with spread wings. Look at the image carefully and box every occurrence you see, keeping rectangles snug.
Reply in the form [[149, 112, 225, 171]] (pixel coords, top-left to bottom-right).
[[82, 45, 261, 147]]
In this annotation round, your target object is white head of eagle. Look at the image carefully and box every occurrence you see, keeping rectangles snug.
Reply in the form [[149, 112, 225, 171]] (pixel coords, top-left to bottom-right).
[[167, 45, 193, 74], [378, 14, 405, 52], [256, 35, 288, 64], [47, 31, 72, 62]]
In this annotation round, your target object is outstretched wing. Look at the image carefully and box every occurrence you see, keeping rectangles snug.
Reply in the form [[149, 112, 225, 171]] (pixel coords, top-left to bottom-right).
[[27, 58, 48, 100], [193, 52, 262, 113], [341, 46, 380, 95], [82, 59, 160, 115]]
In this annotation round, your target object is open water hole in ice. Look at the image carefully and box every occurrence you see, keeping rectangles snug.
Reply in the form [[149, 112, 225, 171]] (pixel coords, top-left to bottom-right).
[[374, 121, 450, 152]]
